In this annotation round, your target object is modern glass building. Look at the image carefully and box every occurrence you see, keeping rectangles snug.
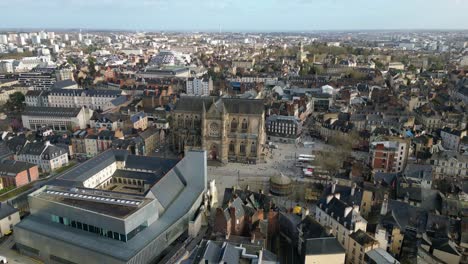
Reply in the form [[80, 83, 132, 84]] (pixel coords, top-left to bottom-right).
[[14, 149, 207, 264]]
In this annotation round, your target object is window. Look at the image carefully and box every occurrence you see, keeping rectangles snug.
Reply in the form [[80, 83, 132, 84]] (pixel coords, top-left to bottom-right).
[[241, 119, 248, 132], [229, 141, 235, 154], [250, 142, 257, 156], [209, 123, 220, 137], [240, 142, 246, 155], [231, 119, 238, 132]]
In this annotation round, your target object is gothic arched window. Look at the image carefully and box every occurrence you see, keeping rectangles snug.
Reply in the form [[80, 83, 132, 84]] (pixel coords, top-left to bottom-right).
[[229, 141, 235, 154], [231, 118, 238, 132], [241, 118, 248, 132], [209, 122, 220, 137]]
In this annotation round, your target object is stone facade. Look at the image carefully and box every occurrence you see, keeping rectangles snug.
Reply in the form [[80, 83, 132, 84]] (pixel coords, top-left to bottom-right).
[[172, 97, 266, 164]]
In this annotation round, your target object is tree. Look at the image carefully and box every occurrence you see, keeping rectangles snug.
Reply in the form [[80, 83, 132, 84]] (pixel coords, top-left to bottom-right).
[[6, 92, 25, 111], [88, 57, 97, 77]]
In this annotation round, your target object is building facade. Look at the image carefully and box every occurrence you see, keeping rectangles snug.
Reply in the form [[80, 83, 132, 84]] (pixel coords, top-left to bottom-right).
[[370, 139, 409, 173], [22, 106, 93, 131], [14, 150, 209, 264], [186, 78, 213, 96], [172, 97, 266, 164], [0, 160, 39, 188], [266, 115, 302, 144], [48, 89, 122, 111]]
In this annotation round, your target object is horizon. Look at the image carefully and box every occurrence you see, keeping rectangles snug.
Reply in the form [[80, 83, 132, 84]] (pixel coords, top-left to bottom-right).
[[1, 0, 468, 31]]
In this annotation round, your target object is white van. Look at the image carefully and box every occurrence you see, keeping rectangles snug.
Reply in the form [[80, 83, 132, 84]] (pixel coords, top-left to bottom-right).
[[0, 256, 7, 263]]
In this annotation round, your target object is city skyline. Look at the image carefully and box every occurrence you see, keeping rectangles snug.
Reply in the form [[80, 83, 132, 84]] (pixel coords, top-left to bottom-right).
[[1, 0, 468, 31]]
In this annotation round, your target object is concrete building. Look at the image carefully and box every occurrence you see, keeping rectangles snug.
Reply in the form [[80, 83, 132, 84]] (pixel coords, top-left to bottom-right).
[[0, 35, 8, 44], [440, 128, 467, 151], [431, 151, 468, 179], [0, 160, 39, 188], [56, 68, 75, 81], [21, 106, 93, 131], [186, 77, 213, 96], [14, 150, 209, 264], [172, 97, 266, 164], [369, 139, 409, 173], [18, 71, 55, 90]]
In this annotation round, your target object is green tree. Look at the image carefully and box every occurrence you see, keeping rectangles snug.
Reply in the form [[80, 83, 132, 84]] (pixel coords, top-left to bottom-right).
[[6, 92, 25, 111], [88, 57, 97, 77]]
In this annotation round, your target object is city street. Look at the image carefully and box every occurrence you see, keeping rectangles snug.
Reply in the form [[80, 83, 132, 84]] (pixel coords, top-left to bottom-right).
[[207, 135, 330, 202]]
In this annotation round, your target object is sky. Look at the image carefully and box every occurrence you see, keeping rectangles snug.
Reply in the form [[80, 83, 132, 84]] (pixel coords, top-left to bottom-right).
[[1, 0, 468, 31]]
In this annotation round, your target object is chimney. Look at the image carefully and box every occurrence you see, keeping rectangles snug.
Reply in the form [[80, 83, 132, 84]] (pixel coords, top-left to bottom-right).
[[380, 193, 389, 215], [351, 183, 357, 196], [331, 180, 337, 194], [245, 185, 250, 191], [302, 208, 310, 220], [344, 206, 353, 217]]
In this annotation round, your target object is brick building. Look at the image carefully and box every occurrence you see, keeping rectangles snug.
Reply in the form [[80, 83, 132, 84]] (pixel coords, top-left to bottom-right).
[[0, 160, 39, 188]]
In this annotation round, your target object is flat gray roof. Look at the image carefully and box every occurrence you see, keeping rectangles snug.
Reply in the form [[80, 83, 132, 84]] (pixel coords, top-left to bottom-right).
[[16, 151, 207, 261]]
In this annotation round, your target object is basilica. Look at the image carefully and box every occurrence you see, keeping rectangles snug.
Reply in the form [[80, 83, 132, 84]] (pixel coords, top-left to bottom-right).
[[171, 96, 266, 164]]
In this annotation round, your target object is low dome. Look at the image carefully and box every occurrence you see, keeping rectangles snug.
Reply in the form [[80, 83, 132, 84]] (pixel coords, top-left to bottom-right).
[[270, 173, 292, 185]]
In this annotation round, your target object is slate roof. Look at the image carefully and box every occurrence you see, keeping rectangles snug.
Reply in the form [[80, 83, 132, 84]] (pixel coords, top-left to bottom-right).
[[23, 107, 82, 118], [51, 79, 78, 89], [0, 160, 36, 176], [381, 200, 427, 232], [0, 203, 18, 220], [365, 248, 399, 264], [403, 164, 433, 182], [349, 229, 377, 246], [19, 142, 67, 160], [323, 183, 363, 207], [300, 215, 332, 239], [304, 237, 345, 256], [174, 97, 264, 115]]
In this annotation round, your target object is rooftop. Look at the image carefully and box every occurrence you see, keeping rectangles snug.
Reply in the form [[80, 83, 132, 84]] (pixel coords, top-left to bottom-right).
[[305, 237, 345, 256], [23, 106, 83, 118], [34, 186, 152, 219], [0, 160, 36, 177]]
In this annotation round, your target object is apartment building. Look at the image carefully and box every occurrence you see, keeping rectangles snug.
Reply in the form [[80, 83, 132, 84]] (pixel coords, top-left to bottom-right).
[[369, 138, 409, 173], [186, 77, 213, 96], [48, 89, 122, 110], [346, 230, 379, 264], [16, 141, 69, 173]]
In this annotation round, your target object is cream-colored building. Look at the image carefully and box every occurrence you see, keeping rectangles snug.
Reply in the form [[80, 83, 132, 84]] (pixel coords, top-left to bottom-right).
[[0, 203, 20, 237], [315, 194, 368, 249], [22, 106, 93, 131], [304, 237, 346, 264], [347, 230, 379, 264]]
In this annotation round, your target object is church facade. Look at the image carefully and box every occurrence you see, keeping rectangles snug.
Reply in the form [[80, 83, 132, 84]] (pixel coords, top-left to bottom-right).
[[171, 97, 266, 164]]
